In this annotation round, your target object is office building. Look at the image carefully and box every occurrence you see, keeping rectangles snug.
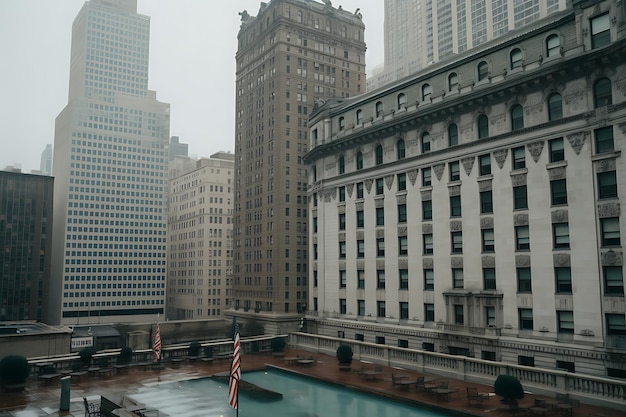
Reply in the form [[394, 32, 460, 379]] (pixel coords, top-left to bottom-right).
[[168, 136, 188, 162], [307, 0, 626, 376], [51, 0, 170, 325], [40, 144, 53, 176]]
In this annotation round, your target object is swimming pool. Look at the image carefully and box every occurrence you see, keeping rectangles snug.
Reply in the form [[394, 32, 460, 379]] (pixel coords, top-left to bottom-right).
[[125, 368, 459, 417]]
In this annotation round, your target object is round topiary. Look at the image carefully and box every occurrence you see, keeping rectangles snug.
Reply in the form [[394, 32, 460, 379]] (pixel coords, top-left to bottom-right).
[[336, 344, 353, 364], [188, 341, 201, 357], [494, 374, 524, 403], [79, 347, 95, 367], [0, 355, 30, 385], [270, 337, 287, 353]]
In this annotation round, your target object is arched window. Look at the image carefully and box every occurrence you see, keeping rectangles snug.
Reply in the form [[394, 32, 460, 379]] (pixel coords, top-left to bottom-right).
[[375, 101, 383, 117], [477, 115, 489, 139], [510, 48, 523, 70], [594, 78, 612, 108], [448, 124, 459, 147], [477, 61, 489, 81], [338, 116, 345, 131], [356, 109, 363, 125], [356, 152, 363, 170], [397, 93, 407, 109], [296, 10, 303, 23], [375, 145, 384, 165], [338, 156, 345, 174], [511, 105, 524, 130], [448, 73, 458, 91], [397, 139, 406, 160], [421, 132, 431, 153], [422, 83, 432, 101], [546, 34, 560, 58], [547, 93, 563, 121]]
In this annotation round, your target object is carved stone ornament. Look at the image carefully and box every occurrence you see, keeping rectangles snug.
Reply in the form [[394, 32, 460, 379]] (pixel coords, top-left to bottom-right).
[[376, 229, 385, 238], [460, 123, 474, 141], [346, 183, 354, 198], [434, 164, 445, 181], [323, 190, 334, 202], [516, 255, 531, 267], [602, 250, 623, 266], [397, 226, 407, 236], [478, 179, 493, 191], [615, 66, 626, 97], [462, 157, 475, 176], [432, 133, 444, 149], [364, 178, 374, 194], [563, 80, 586, 111], [355, 201, 364, 211], [338, 233, 345, 242], [595, 106, 609, 127], [375, 198, 385, 208], [451, 257, 463, 268], [511, 173, 527, 187], [548, 166, 566, 181], [337, 205, 345, 214], [422, 224, 433, 234], [527, 141, 544, 163], [527, 104, 544, 124], [376, 259, 385, 269], [357, 260, 365, 269], [423, 258, 434, 269], [338, 260, 346, 269], [597, 202, 621, 218], [450, 220, 463, 231], [553, 253, 570, 267], [482, 256, 496, 268], [551, 209, 569, 223], [356, 230, 364, 240], [312, 235, 317, 245], [493, 149, 508, 169], [514, 213, 529, 226], [480, 217, 494, 229], [421, 190, 432, 200], [397, 194, 407, 204], [491, 114, 507, 132], [385, 175, 395, 190], [398, 259, 408, 268], [448, 185, 461, 197], [595, 158, 616, 173], [408, 169, 419, 186]]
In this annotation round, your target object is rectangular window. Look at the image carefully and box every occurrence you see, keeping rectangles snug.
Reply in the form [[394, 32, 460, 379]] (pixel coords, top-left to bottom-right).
[[339, 186, 346, 202], [357, 240, 365, 257], [480, 190, 493, 214], [556, 360, 575, 373], [604, 266, 624, 295], [549, 138, 565, 162], [376, 207, 385, 226], [422, 200, 433, 220], [339, 299, 347, 314], [339, 241, 346, 258], [512, 146, 526, 170], [424, 303, 435, 321], [518, 356, 535, 367], [377, 301, 386, 317], [338, 213, 346, 230], [519, 308, 533, 330], [479, 154, 491, 176], [557, 311, 574, 334], [422, 167, 432, 186], [424, 269, 434, 290], [376, 178, 384, 195], [598, 171, 618, 199], [513, 185, 528, 209], [606, 314, 626, 335], [423, 234, 433, 254], [591, 13, 610, 49], [398, 269, 409, 290], [356, 182, 364, 198], [376, 270, 385, 289], [483, 268, 496, 290], [357, 300, 365, 316], [376, 238, 385, 257], [399, 302, 409, 320], [339, 270, 347, 288], [397, 173, 407, 191], [398, 236, 408, 256], [357, 270, 365, 289], [482, 229, 495, 252], [553, 223, 570, 249], [454, 304, 464, 325], [451, 231, 463, 253], [595, 126, 614, 154], [486, 307, 496, 327], [516, 225, 530, 250], [551, 179, 568, 205], [398, 204, 407, 223], [555, 267, 572, 293], [450, 195, 462, 217], [452, 268, 464, 288], [601, 217, 621, 246], [356, 210, 364, 228], [517, 267, 532, 292], [449, 161, 460, 181]]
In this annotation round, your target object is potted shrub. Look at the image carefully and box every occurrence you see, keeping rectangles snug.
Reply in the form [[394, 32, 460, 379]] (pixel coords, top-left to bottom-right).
[[79, 347, 95, 367], [270, 337, 287, 357], [336, 344, 353, 371], [0, 355, 30, 391], [188, 341, 201, 358], [494, 374, 524, 407], [119, 346, 133, 364]]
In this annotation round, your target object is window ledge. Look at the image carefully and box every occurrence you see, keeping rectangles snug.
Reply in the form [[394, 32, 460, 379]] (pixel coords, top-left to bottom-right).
[[478, 174, 494, 181], [547, 160, 568, 170], [511, 167, 528, 175], [448, 180, 462, 187], [592, 150, 621, 162]]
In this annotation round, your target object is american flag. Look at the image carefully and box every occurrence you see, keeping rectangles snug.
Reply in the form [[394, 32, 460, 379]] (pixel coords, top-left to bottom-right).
[[228, 325, 241, 409], [153, 324, 161, 362]]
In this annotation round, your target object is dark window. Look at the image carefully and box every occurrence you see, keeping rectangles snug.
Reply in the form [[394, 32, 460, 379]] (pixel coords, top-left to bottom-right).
[[424, 304, 435, 322], [423, 234, 433, 254], [591, 13, 610, 49], [517, 267, 532, 292], [555, 267, 572, 293], [338, 213, 346, 230], [376, 238, 385, 257], [357, 240, 365, 258], [512, 146, 525, 169], [594, 78, 612, 108], [448, 123, 458, 146], [397, 173, 407, 191], [399, 269, 408, 289], [477, 115, 489, 139], [519, 309, 533, 330], [422, 167, 432, 186], [422, 200, 432, 220], [557, 311, 574, 334], [375, 145, 383, 165], [398, 339, 409, 348], [551, 179, 568, 205], [338, 156, 345, 174], [422, 83, 431, 101], [339, 270, 346, 288], [449, 161, 460, 181], [480, 190, 493, 214], [553, 223, 570, 249], [376, 101, 383, 117], [356, 152, 363, 170], [399, 302, 409, 320], [546, 34, 560, 57], [548, 94, 563, 121], [604, 266, 624, 295], [606, 314, 626, 335], [356, 109, 363, 124], [451, 231, 463, 253], [424, 269, 434, 290], [339, 241, 346, 258], [477, 61, 489, 81], [516, 225, 530, 250], [376, 178, 384, 195], [398, 204, 407, 223], [598, 171, 618, 199], [448, 72, 458, 91], [513, 185, 528, 209], [397, 139, 406, 159], [482, 229, 495, 252], [595, 126, 614, 154], [376, 270, 385, 289], [454, 304, 464, 325], [398, 236, 408, 256], [339, 117, 345, 130], [339, 299, 347, 314], [453, 268, 464, 288], [549, 138, 564, 162], [486, 307, 496, 327], [376, 207, 384, 226], [482, 350, 496, 361], [601, 217, 621, 246], [356, 182, 364, 198], [511, 105, 524, 131], [518, 355, 535, 366], [421, 132, 431, 153], [450, 195, 462, 217], [479, 154, 491, 175], [483, 268, 496, 290], [510, 48, 523, 69], [356, 210, 364, 227], [357, 270, 365, 289], [556, 360, 575, 373], [397, 93, 407, 109], [339, 186, 346, 202]]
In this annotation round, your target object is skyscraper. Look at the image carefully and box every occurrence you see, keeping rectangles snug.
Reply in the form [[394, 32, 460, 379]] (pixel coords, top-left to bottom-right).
[[232, 0, 366, 319], [51, 0, 170, 325], [40, 144, 53, 176]]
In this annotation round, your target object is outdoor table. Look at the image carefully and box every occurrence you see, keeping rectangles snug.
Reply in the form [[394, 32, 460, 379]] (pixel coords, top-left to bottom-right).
[[395, 379, 416, 390], [555, 403, 576, 417], [283, 357, 299, 365], [362, 370, 384, 381], [431, 388, 459, 401], [296, 359, 315, 367]]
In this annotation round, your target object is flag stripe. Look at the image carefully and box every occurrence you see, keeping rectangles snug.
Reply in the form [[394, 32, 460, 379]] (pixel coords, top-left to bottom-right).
[[153, 324, 161, 362], [228, 329, 241, 409]]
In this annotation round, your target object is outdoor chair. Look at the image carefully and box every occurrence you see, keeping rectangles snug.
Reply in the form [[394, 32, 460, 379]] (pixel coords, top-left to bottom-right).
[[83, 397, 101, 417], [466, 387, 487, 406]]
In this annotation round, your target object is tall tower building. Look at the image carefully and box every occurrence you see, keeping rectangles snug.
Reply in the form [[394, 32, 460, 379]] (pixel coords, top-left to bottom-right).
[[167, 152, 234, 320], [51, 0, 170, 325], [232, 0, 366, 319], [368, 0, 568, 91], [40, 144, 53, 176]]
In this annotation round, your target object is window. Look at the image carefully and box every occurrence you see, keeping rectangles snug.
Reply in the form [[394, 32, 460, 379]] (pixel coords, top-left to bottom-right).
[[397, 139, 406, 160], [338, 156, 345, 174], [548, 94, 563, 121], [449, 161, 460, 181], [454, 304, 464, 325], [453, 268, 464, 288], [397, 93, 407, 109], [546, 34, 560, 57], [357, 300, 365, 316], [357, 240, 365, 257], [557, 360, 575, 373], [601, 217, 621, 246], [598, 171, 618, 199], [604, 266, 624, 295], [376, 207, 384, 226], [513, 185, 528, 209], [517, 267, 532, 292], [480, 190, 493, 214], [553, 223, 570, 249], [377, 270, 386, 289], [482, 229, 495, 252], [511, 105, 524, 131], [594, 78, 612, 108], [485, 308, 496, 328], [398, 236, 408, 256], [555, 267, 572, 293], [448, 72, 458, 91], [483, 268, 496, 290], [422, 200, 432, 220], [339, 299, 347, 314], [591, 13, 610, 49], [399, 269, 409, 289], [376, 178, 384, 195], [448, 123, 458, 146], [421, 132, 431, 153], [606, 314, 626, 335], [339, 270, 347, 288], [595, 126, 614, 154], [339, 116, 345, 131], [422, 167, 432, 186], [423, 234, 433, 254], [424, 304, 435, 321], [477, 61, 489, 81], [339, 241, 346, 258], [356, 182, 364, 198], [356, 109, 363, 124], [357, 270, 365, 289], [376, 238, 385, 257], [516, 225, 530, 250], [479, 154, 491, 175], [557, 311, 574, 334], [356, 152, 363, 169], [424, 269, 434, 290], [398, 204, 407, 223], [450, 195, 462, 217], [397, 173, 407, 191], [422, 83, 431, 101], [510, 48, 523, 69], [551, 179, 568, 205], [549, 138, 564, 162], [477, 115, 489, 139], [356, 210, 364, 227], [339, 186, 346, 202], [399, 302, 409, 320], [338, 213, 346, 230], [512, 146, 526, 169], [519, 308, 533, 330], [375, 101, 383, 117], [451, 231, 463, 253], [518, 355, 535, 366], [375, 145, 383, 165]]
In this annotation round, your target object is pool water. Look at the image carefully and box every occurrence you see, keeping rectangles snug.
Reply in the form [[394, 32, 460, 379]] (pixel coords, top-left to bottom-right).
[[125, 368, 457, 417]]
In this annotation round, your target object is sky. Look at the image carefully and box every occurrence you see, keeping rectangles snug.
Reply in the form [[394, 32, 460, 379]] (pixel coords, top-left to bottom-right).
[[0, 0, 384, 173]]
